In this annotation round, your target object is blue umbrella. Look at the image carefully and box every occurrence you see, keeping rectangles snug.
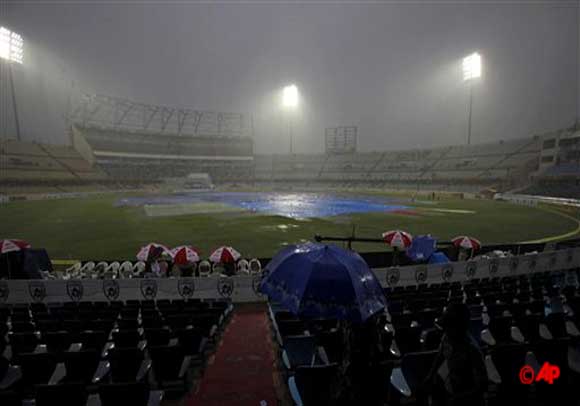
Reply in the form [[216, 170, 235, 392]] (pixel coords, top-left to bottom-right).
[[406, 235, 437, 262], [259, 242, 386, 322]]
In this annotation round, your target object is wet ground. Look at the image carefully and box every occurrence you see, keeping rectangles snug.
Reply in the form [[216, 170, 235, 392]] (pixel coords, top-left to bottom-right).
[[115, 191, 409, 219]]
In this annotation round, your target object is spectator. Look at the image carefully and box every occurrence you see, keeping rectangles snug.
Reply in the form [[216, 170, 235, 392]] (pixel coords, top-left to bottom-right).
[[144, 246, 164, 277], [178, 263, 195, 277], [341, 313, 388, 405], [423, 303, 487, 406], [223, 261, 236, 276]]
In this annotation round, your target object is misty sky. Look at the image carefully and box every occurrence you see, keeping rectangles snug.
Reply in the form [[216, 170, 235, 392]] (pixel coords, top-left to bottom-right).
[[1, 1, 579, 154]]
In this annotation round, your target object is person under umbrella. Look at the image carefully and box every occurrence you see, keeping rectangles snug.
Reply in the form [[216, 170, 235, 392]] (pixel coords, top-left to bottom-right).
[[171, 246, 200, 277], [422, 303, 487, 406], [451, 236, 481, 261], [260, 242, 388, 403], [210, 246, 241, 276], [137, 243, 170, 277], [382, 230, 413, 266], [0, 239, 31, 279]]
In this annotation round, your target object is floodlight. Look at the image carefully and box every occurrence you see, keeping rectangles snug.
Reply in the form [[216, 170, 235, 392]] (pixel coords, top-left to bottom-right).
[[0, 26, 23, 64], [282, 84, 299, 109], [462, 52, 481, 81]]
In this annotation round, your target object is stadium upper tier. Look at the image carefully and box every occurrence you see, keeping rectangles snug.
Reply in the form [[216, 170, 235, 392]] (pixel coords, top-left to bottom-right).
[[77, 125, 254, 158], [74, 125, 254, 183]]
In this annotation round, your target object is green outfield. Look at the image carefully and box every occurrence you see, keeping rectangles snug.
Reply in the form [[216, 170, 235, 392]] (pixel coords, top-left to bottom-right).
[[1, 191, 579, 261]]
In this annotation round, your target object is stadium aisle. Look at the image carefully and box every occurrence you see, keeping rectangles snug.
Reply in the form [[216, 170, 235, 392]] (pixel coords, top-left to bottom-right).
[[188, 304, 278, 406]]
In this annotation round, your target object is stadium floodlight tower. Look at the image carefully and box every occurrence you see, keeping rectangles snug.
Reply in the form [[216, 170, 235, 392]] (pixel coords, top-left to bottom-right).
[[462, 52, 482, 145], [282, 84, 299, 154], [0, 26, 24, 141]]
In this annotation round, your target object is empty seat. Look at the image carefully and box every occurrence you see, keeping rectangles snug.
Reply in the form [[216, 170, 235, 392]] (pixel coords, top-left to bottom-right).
[[288, 363, 340, 406], [141, 316, 166, 329], [112, 329, 143, 348], [544, 313, 568, 339], [489, 343, 531, 403], [165, 315, 192, 330], [8, 332, 39, 355], [282, 335, 318, 370], [16, 352, 58, 394], [10, 321, 36, 333], [43, 331, 77, 354], [0, 390, 20, 406], [148, 345, 192, 398], [61, 350, 101, 384], [394, 326, 422, 354], [487, 315, 514, 344], [390, 350, 438, 399], [79, 330, 108, 351], [515, 314, 549, 343], [109, 347, 149, 383], [35, 318, 63, 333], [143, 328, 172, 347], [99, 382, 163, 406], [117, 318, 140, 330], [277, 319, 307, 341], [35, 383, 88, 406], [175, 328, 207, 358]]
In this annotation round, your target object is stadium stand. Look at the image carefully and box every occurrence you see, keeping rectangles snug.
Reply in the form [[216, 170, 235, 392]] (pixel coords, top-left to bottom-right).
[[0, 138, 113, 195], [253, 137, 542, 193], [73, 125, 254, 185], [271, 269, 580, 405], [0, 298, 233, 404], [521, 130, 580, 198], [5, 128, 580, 199]]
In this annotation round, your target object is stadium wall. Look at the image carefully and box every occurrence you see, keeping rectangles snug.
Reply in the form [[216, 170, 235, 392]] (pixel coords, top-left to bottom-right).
[[1, 247, 578, 304]]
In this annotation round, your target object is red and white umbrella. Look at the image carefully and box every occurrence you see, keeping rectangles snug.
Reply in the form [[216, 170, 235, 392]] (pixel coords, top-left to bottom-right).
[[171, 246, 200, 265], [382, 230, 413, 250], [136, 243, 170, 261], [0, 239, 31, 254], [451, 236, 481, 251], [209, 246, 241, 263]]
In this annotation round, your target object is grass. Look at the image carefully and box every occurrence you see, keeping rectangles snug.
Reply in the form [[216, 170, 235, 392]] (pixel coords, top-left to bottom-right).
[[1, 191, 578, 260]]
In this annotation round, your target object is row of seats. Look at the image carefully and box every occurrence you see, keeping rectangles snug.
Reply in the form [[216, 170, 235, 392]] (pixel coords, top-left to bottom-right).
[[64, 259, 263, 279], [0, 298, 233, 406], [268, 269, 580, 405]]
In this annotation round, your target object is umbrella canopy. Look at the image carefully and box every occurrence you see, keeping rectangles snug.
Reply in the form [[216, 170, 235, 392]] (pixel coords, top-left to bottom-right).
[[171, 246, 200, 265], [0, 239, 31, 254], [382, 230, 413, 249], [407, 235, 437, 262], [209, 246, 241, 263], [451, 236, 481, 251], [259, 242, 386, 322], [136, 243, 170, 261]]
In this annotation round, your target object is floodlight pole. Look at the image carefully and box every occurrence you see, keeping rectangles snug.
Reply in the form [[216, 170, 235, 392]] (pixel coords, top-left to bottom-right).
[[467, 82, 473, 146], [8, 63, 22, 141], [289, 114, 294, 154]]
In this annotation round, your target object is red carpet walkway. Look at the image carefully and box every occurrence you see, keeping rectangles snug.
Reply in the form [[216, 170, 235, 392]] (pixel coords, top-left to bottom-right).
[[188, 304, 278, 406]]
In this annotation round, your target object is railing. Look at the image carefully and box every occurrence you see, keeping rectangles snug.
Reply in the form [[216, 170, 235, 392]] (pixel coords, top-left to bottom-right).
[[1, 245, 578, 304]]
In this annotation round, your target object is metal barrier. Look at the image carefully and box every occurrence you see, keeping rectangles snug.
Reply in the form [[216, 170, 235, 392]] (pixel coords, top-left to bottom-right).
[[1, 247, 578, 304]]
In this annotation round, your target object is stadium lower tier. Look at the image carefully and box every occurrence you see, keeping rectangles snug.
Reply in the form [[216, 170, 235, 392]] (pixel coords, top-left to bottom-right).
[[0, 298, 233, 405], [1, 269, 579, 406], [271, 269, 580, 405], [521, 179, 580, 199]]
